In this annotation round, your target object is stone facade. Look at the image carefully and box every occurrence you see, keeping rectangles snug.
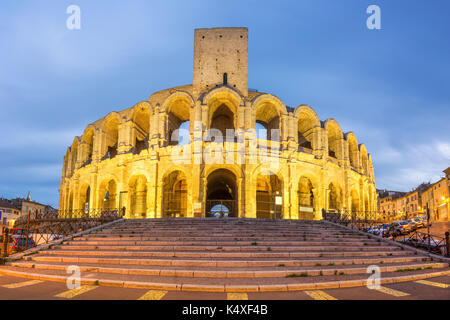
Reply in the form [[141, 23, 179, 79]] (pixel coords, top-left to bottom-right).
[[59, 27, 377, 220]]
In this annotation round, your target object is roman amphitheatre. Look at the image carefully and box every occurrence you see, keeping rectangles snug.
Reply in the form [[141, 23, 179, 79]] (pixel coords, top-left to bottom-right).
[[59, 27, 376, 220]]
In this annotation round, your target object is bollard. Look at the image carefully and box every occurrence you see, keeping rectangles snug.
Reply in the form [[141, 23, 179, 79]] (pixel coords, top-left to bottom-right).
[[2, 227, 9, 258], [445, 232, 450, 257]]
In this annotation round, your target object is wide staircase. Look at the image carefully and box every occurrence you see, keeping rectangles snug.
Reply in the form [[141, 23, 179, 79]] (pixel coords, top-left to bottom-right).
[[2, 218, 449, 292]]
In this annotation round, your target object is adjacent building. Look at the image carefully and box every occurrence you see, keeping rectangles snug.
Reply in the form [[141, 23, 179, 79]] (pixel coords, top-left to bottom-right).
[[0, 199, 21, 226], [378, 167, 449, 222], [0, 193, 53, 227], [420, 168, 449, 221]]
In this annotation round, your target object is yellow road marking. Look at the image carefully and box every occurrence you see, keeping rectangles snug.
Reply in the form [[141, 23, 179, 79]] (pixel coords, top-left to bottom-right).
[[227, 293, 248, 300], [138, 290, 167, 300], [415, 280, 449, 289], [55, 285, 98, 299], [2, 280, 43, 289], [374, 286, 410, 297], [304, 290, 337, 300]]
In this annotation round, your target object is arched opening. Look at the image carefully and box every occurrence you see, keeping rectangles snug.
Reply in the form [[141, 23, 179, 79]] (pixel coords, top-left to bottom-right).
[[256, 172, 282, 219], [102, 116, 119, 159], [298, 177, 314, 220], [255, 102, 280, 142], [361, 148, 369, 176], [351, 189, 360, 219], [68, 191, 74, 217], [297, 111, 316, 151], [210, 104, 235, 142], [347, 135, 359, 168], [167, 98, 190, 146], [129, 175, 147, 218], [206, 169, 237, 217], [133, 108, 150, 154], [328, 183, 341, 211], [79, 184, 91, 216], [364, 194, 369, 219], [81, 129, 94, 166], [326, 121, 342, 159], [100, 179, 117, 212], [162, 171, 187, 217], [70, 140, 79, 173]]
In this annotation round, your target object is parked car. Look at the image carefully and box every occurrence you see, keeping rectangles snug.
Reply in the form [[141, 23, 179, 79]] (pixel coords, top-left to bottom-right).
[[418, 216, 431, 228], [410, 217, 424, 229], [406, 219, 420, 231], [392, 220, 414, 235]]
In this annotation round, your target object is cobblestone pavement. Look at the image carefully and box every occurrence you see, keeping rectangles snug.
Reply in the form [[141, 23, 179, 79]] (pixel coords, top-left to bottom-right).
[[0, 274, 448, 300], [429, 222, 450, 237]]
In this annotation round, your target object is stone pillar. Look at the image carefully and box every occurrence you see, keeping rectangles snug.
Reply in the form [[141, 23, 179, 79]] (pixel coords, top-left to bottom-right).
[[238, 176, 244, 218], [244, 165, 256, 218], [146, 181, 154, 218]]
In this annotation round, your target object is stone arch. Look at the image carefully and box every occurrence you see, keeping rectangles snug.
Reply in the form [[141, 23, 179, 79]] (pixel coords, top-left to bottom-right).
[[359, 144, 369, 176], [98, 178, 118, 211], [69, 137, 80, 174], [78, 183, 91, 215], [254, 167, 283, 219], [350, 188, 360, 217], [101, 113, 120, 159], [206, 168, 238, 217], [345, 132, 359, 168], [202, 86, 244, 113], [80, 126, 95, 166], [204, 89, 242, 141], [128, 175, 148, 218], [295, 105, 320, 151], [68, 189, 74, 215], [162, 170, 188, 218], [324, 119, 344, 160], [253, 94, 285, 141], [327, 182, 343, 211], [131, 102, 151, 153], [298, 176, 315, 220], [163, 93, 193, 146], [63, 148, 70, 177]]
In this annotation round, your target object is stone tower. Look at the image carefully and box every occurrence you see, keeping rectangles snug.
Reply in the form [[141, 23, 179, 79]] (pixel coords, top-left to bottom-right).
[[193, 27, 248, 97]]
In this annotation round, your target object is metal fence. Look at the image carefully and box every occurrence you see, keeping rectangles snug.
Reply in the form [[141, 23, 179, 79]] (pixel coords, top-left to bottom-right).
[[322, 210, 449, 257], [1, 208, 123, 258]]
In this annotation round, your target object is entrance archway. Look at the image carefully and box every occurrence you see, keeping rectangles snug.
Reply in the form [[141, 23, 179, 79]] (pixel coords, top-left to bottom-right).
[[256, 172, 282, 219], [298, 177, 314, 220], [206, 169, 237, 217], [162, 171, 187, 218]]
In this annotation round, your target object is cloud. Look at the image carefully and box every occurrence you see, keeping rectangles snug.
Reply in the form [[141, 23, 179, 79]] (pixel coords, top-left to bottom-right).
[[375, 141, 450, 191]]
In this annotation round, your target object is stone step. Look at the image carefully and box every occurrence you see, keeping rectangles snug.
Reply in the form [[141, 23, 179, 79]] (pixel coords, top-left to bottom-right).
[[2, 265, 449, 292], [11, 260, 447, 278], [38, 249, 411, 259], [65, 239, 385, 246], [82, 234, 373, 241], [28, 255, 430, 268], [53, 244, 401, 252]]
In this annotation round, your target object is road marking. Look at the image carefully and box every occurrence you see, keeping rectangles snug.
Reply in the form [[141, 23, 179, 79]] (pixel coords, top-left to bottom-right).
[[415, 280, 449, 289], [2, 280, 43, 289], [374, 286, 410, 297], [227, 293, 248, 300], [55, 285, 98, 299], [304, 290, 337, 300], [138, 290, 167, 300]]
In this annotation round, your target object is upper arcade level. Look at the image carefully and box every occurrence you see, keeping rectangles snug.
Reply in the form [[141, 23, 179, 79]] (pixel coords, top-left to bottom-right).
[[61, 85, 375, 184]]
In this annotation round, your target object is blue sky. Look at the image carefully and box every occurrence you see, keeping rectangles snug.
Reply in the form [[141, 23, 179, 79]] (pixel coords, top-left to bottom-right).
[[1, 0, 449, 208]]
